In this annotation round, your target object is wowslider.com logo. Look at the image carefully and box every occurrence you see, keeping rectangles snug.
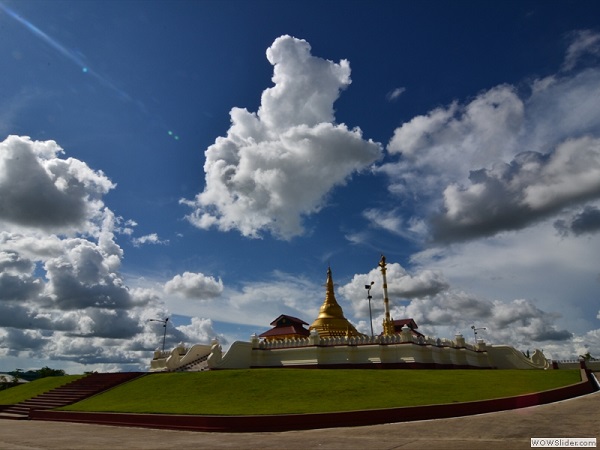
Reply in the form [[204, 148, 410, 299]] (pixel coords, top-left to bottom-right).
[[531, 438, 596, 448]]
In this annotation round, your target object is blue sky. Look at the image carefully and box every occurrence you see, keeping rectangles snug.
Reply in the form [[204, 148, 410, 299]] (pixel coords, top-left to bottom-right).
[[1, 0, 600, 372]]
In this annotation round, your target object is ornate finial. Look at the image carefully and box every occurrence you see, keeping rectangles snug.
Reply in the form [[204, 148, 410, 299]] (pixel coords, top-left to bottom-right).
[[325, 266, 335, 297], [378, 254, 394, 336]]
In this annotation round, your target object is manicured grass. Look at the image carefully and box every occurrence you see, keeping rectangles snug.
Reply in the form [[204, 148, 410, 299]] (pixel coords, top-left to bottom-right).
[[0, 375, 84, 405], [61, 369, 581, 415]]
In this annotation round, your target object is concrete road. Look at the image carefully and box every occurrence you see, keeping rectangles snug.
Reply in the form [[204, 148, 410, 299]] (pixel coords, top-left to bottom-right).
[[0, 391, 598, 450]]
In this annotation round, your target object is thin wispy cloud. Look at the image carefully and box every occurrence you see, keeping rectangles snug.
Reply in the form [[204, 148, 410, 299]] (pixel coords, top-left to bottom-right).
[[131, 233, 169, 247], [386, 87, 406, 102]]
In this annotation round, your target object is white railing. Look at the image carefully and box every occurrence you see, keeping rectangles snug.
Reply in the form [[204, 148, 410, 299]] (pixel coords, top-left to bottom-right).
[[256, 333, 481, 351]]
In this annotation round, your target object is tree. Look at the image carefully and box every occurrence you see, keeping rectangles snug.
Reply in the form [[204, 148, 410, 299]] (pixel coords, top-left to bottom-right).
[[0, 369, 23, 391], [35, 366, 65, 378], [579, 352, 597, 361]]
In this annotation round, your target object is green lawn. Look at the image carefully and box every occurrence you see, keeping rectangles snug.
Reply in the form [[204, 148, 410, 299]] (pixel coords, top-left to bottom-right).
[[0, 375, 84, 405], [60, 369, 581, 415]]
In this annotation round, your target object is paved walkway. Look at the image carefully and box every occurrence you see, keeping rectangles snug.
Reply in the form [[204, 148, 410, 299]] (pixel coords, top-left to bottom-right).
[[0, 391, 598, 450]]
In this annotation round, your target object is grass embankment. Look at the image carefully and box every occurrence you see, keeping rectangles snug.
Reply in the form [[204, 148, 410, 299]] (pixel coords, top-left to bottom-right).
[[61, 369, 580, 415], [0, 375, 84, 405]]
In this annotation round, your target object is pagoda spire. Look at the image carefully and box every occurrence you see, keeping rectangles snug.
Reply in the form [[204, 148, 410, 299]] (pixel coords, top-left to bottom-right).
[[309, 267, 362, 338], [318, 266, 344, 319]]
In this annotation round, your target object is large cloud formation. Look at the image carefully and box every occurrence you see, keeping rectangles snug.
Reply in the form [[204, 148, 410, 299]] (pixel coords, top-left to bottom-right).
[[378, 31, 600, 244], [182, 35, 382, 239], [434, 136, 600, 242], [339, 262, 448, 317], [339, 260, 574, 356], [0, 136, 114, 233], [0, 136, 218, 370]]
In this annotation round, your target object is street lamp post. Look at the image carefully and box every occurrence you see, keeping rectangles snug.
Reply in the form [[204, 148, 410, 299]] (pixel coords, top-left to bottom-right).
[[364, 282, 374, 337], [149, 317, 169, 353], [471, 325, 487, 343]]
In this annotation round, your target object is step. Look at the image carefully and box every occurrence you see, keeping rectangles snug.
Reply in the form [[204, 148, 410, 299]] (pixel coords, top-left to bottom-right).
[[28, 399, 87, 405], [0, 372, 146, 419], [24, 398, 82, 405], [21, 401, 68, 408], [30, 391, 91, 397], [31, 397, 87, 404], [39, 391, 99, 398], [48, 389, 103, 395], [0, 412, 28, 420], [2, 407, 30, 415]]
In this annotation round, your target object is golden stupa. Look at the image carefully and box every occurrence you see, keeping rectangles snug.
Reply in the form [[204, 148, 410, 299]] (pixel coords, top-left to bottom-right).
[[309, 267, 363, 338]]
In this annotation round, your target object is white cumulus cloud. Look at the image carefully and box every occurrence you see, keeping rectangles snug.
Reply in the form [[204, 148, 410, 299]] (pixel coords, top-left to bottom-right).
[[0, 136, 202, 370], [164, 271, 224, 300], [339, 261, 449, 317], [0, 135, 115, 234], [182, 35, 382, 239], [380, 31, 600, 243]]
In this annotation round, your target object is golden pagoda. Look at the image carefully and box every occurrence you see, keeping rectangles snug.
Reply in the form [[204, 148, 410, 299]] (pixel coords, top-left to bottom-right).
[[309, 267, 363, 338]]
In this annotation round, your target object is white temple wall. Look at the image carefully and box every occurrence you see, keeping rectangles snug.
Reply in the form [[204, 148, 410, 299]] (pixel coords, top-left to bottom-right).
[[465, 349, 491, 368], [414, 345, 434, 365], [244, 342, 495, 368], [207, 341, 253, 369], [486, 345, 549, 369], [430, 346, 451, 366], [153, 335, 549, 371], [553, 360, 600, 370], [449, 347, 471, 367]]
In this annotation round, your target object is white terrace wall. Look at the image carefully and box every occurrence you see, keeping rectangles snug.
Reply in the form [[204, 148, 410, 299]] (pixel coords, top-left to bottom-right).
[[154, 331, 551, 371], [246, 341, 494, 369], [206, 331, 499, 370], [552, 360, 600, 371], [484, 345, 550, 369]]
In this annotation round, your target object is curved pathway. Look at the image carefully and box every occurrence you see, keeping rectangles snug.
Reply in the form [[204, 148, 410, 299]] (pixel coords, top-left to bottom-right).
[[0, 391, 598, 450]]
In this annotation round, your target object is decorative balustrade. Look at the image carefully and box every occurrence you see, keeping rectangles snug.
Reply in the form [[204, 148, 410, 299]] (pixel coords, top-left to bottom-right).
[[253, 331, 480, 350]]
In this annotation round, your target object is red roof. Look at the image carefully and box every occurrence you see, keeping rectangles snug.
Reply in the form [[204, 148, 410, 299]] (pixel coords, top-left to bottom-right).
[[391, 318, 424, 337], [259, 314, 310, 338], [392, 318, 418, 329], [269, 315, 308, 326], [259, 325, 310, 338]]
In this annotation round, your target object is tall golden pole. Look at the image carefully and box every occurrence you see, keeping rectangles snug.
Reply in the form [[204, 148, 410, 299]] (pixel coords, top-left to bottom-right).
[[378, 255, 395, 336]]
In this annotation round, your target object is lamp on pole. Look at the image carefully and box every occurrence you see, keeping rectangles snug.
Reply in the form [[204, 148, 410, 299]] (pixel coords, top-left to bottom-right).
[[471, 325, 486, 343], [149, 317, 169, 352], [364, 282, 375, 337]]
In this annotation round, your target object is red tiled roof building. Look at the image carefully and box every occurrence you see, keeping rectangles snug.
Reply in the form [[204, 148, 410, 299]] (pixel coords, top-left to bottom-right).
[[259, 315, 311, 341], [391, 318, 424, 337]]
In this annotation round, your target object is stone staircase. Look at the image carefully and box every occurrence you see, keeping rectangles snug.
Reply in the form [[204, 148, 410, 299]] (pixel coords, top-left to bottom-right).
[[175, 354, 210, 372], [0, 372, 144, 420]]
